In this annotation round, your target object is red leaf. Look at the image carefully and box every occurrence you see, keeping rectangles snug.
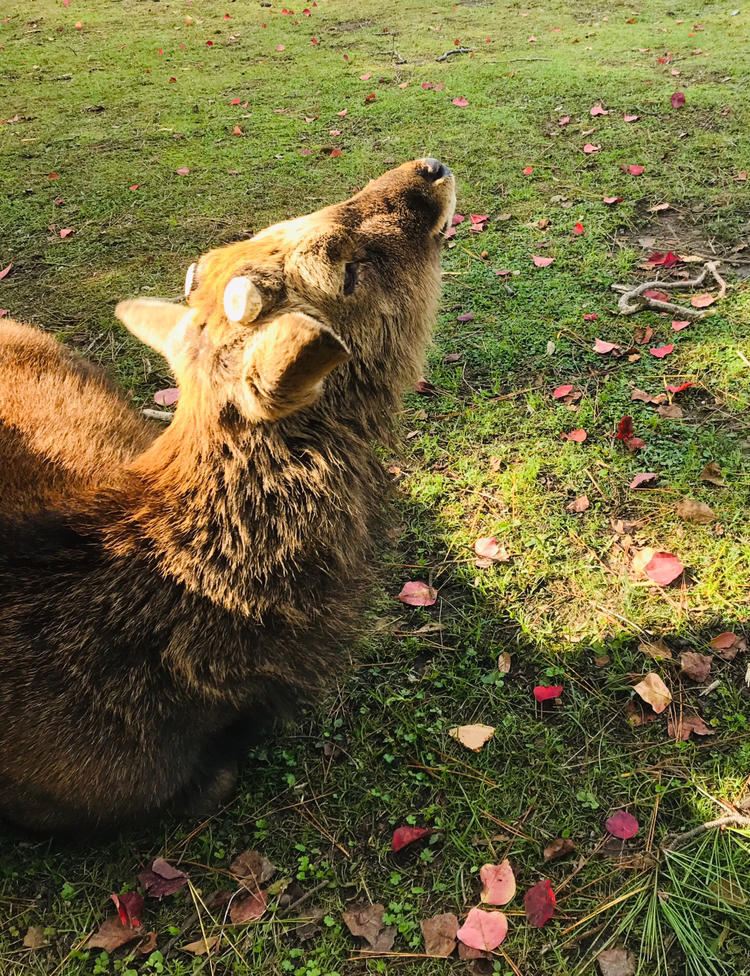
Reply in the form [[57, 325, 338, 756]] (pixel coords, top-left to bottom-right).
[[330, 148, 342, 158], [138, 858, 188, 898], [649, 344, 674, 358], [558, 116, 570, 126], [364, 93, 376, 104], [277, 44, 285, 51], [231, 97, 241, 105], [232, 125, 243, 135], [647, 251, 679, 268], [0, 262, 12, 280], [583, 143, 600, 154], [175, 167, 190, 175], [480, 861, 516, 906], [397, 581, 438, 607], [456, 312, 474, 322], [523, 165, 533, 175], [230, 889, 268, 924], [532, 255, 554, 267], [593, 339, 620, 354], [671, 91, 686, 108], [0, 310, 7, 319], [129, 184, 140, 191], [710, 632, 741, 650], [474, 537, 508, 563], [154, 387, 180, 407], [452, 97, 468, 107], [553, 384, 573, 399], [625, 436, 645, 451], [392, 826, 432, 852], [628, 164, 645, 175], [643, 289, 669, 302], [359, 72, 371, 80], [644, 552, 684, 585], [590, 103, 608, 116], [623, 113, 640, 122], [48, 173, 59, 180], [111, 892, 144, 928], [630, 472, 657, 489], [691, 292, 715, 308], [470, 214, 488, 224], [561, 428, 587, 442], [524, 880, 556, 927], [337, 108, 347, 117], [534, 685, 563, 702], [602, 195, 623, 204], [456, 907, 508, 951], [666, 381, 693, 393], [616, 416, 635, 441], [573, 222, 584, 235], [583, 313, 597, 321], [605, 810, 639, 839], [672, 320, 690, 331], [59, 228, 74, 239]]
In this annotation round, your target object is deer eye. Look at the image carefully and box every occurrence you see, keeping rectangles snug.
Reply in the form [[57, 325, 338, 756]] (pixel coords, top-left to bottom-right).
[[343, 261, 360, 296]]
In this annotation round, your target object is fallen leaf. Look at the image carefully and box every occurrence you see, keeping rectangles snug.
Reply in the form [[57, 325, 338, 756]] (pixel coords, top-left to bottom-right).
[[643, 289, 670, 302], [497, 652, 512, 674], [616, 416, 635, 442], [590, 103, 608, 116], [573, 222, 585, 235], [583, 313, 598, 321], [230, 850, 275, 890], [561, 428, 587, 442], [534, 685, 563, 702], [671, 91, 686, 108], [566, 495, 590, 513], [452, 97, 469, 107], [89, 916, 144, 952], [474, 537, 509, 565], [630, 472, 657, 489], [392, 826, 433, 852], [623, 114, 640, 123], [154, 387, 179, 407], [480, 861, 516, 906], [644, 552, 683, 586], [675, 499, 715, 524], [175, 167, 190, 176], [649, 344, 674, 359], [232, 125, 243, 135], [421, 913, 458, 957], [633, 672, 672, 713], [583, 143, 600, 154], [343, 904, 395, 951], [524, 880, 555, 927], [330, 147, 342, 158], [628, 165, 645, 175], [649, 202, 671, 212], [666, 381, 693, 392], [626, 700, 657, 727], [680, 651, 712, 683], [667, 713, 715, 741], [691, 292, 715, 308], [597, 945, 637, 976], [457, 907, 508, 950], [656, 404, 683, 419], [457, 311, 475, 322], [138, 858, 188, 899], [449, 724, 495, 751], [559, 116, 570, 126], [359, 72, 371, 80], [414, 376, 437, 395], [605, 810, 639, 839], [709, 632, 747, 661], [523, 165, 533, 175], [593, 339, 621, 354], [603, 195, 623, 204], [59, 228, 74, 239], [532, 255, 555, 267], [23, 926, 48, 949], [639, 639, 672, 661], [0, 263, 12, 280], [543, 838, 575, 862], [230, 888, 268, 924], [699, 462, 725, 486], [183, 935, 220, 955], [111, 892, 144, 928], [397, 581, 438, 607], [554, 384, 574, 399]]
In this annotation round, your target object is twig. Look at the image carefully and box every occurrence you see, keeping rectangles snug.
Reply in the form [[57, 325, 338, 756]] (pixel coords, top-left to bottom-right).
[[485, 57, 553, 63], [660, 814, 750, 851], [436, 47, 472, 61], [142, 408, 173, 422], [611, 260, 726, 318]]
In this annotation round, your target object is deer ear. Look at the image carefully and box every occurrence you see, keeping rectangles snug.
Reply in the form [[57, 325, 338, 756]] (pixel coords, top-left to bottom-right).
[[115, 299, 199, 374], [244, 312, 350, 421]]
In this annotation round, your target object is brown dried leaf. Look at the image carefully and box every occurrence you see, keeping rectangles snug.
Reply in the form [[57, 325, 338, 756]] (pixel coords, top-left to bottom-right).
[[639, 639, 672, 661], [230, 850, 276, 890], [449, 724, 495, 752], [667, 712, 716, 741], [342, 903, 395, 950], [699, 462, 725, 486], [597, 946, 637, 976], [421, 912, 459, 957], [566, 494, 590, 513], [497, 652, 511, 674], [88, 917, 143, 952], [230, 888, 268, 924], [633, 672, 672, 713], [23, 926, 47, 949], [183, 935, 220, 955], [679, 651, 712, 683], [543, 837, 575, 862], [676, 499, 715, 523], [626, 700, 657, 726], [656, 404, 683, 419]]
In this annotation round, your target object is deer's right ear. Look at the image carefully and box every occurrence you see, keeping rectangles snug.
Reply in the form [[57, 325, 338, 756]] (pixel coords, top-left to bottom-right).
[[115, 299, 201, 376]]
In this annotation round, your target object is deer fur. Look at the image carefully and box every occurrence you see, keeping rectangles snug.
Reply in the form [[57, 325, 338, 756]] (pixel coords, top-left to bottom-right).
[[0, 159, 455, 834]]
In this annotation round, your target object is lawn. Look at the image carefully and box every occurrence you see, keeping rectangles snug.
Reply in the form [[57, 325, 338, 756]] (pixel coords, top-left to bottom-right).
[[1, 1, 750, 974]]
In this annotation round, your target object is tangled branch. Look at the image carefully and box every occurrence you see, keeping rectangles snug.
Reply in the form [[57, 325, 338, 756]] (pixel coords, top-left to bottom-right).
[[611, 260, 727, 319]]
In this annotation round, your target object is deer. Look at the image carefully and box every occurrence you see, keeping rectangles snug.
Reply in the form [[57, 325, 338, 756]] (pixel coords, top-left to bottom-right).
[[0, 158, 455, 835]]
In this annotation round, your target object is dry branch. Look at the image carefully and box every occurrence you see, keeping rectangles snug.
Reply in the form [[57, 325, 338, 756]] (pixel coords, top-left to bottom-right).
[[436, 47, 472, 61], [660, 813, 750, 851], [611, 260, 727, 319]]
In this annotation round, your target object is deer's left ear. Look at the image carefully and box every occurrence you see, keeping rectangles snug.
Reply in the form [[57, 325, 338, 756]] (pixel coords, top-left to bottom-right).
[[115, 299, 201, 376], [242, 312, 350, 421]]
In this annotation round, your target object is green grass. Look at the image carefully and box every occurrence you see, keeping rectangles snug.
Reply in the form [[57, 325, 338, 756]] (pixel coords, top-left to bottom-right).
[[1, 1, 750, 974]]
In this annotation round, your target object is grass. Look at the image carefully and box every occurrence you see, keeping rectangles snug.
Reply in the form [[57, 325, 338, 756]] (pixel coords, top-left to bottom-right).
[[1, 0, 750, 974]]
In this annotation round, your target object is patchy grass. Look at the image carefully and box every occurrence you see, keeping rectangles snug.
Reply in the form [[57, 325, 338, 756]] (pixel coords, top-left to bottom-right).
[[1, 1, 750, 974]]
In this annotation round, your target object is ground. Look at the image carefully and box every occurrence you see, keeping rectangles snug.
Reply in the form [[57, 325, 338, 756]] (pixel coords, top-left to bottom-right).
[[1, 1, 750, 975]]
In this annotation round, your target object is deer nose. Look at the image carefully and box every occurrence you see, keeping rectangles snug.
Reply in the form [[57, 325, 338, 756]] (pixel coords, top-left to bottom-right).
[[420, 158, 451, 182]]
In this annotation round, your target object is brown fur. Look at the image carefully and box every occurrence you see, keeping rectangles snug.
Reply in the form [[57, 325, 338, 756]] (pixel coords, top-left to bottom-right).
[[0, 159, 455, 834]]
